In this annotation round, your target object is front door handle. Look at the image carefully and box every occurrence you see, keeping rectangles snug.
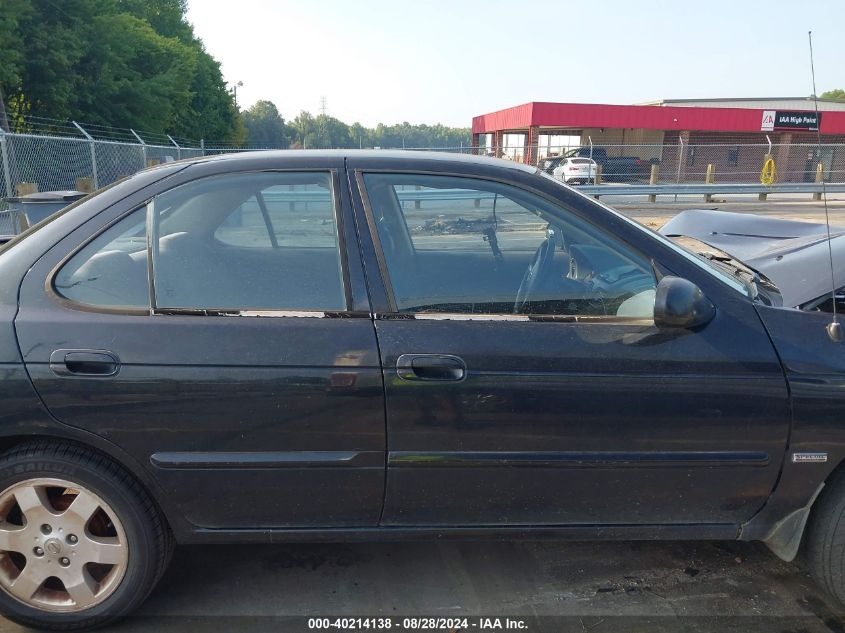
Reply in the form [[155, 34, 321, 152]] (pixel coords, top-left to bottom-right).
[[396, 354, 466, 382], [49, 349, 120, 377]]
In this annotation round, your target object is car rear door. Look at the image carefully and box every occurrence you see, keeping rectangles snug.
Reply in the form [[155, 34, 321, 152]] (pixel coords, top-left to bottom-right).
[[15, 156, 385, 529], [347, 156, 789, 529]]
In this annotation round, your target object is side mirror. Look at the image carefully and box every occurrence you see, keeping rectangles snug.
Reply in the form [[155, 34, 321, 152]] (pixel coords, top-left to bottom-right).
[[654, 276, 715, 329]]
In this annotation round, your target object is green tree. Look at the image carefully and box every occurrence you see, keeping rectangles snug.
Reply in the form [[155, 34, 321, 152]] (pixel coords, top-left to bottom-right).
[[74, 12, 195, 131], [348, 122, 368, 149], [116, 0, 191, 40], [118, 0, 242, 143], [0, 0, 31, 129], [315, 114, 352, 148], [366, 121, 471, 149], [5, 0, 95, 123], [821, 89, 845, 101], [1, 0, 242, 142], [290, 111, 315, 148], [242, 100, 289, 148], [172, 50, 244, 145]]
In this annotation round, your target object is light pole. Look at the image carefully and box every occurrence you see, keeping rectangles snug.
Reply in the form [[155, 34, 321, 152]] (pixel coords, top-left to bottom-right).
[[232, 81, 243, 106]]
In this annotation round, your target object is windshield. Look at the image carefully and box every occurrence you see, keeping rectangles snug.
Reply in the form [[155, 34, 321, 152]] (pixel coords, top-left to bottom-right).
[[538, 171, 752, 297]]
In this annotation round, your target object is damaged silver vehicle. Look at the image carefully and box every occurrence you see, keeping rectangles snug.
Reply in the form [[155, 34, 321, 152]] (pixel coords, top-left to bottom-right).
[[660, 209, 845, 313]]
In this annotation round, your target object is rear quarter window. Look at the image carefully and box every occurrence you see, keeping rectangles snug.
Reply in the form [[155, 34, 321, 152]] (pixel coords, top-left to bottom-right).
[[53, 207, 149, 310]]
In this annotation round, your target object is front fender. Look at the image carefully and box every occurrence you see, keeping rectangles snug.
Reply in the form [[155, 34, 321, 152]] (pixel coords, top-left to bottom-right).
[[740, 305, 845, 557]]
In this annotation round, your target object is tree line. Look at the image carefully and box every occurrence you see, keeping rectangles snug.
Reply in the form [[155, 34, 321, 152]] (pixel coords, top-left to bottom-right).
[[0, 0, 244, 143], [0, 1, 470, 148], [241, 101, 471, 150]]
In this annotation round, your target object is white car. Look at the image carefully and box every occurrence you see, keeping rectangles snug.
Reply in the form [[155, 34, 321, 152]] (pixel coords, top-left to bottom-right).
[[552, 157, 597, 184]]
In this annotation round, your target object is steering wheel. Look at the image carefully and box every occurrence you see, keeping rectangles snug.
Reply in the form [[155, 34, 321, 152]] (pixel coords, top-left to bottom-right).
[[513, 237, 557, 314]]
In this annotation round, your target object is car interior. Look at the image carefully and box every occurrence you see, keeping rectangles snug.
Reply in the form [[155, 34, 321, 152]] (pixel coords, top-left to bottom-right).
[[55, 173, 347, 312], [55, 171, 656, 320], [364, 174, 657, 318]]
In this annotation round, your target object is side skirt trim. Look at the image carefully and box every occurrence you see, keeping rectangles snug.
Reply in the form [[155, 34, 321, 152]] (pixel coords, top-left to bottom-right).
[[150, 451, 382, 469], [177, 523, 741, 544], [388, 451, 770, 468]]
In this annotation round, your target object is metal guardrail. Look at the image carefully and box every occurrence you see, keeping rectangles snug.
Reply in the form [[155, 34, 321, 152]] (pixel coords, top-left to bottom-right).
[[258, 190, 498, 204], [577, 183, 845, 198], [262, 183, 845, 205]]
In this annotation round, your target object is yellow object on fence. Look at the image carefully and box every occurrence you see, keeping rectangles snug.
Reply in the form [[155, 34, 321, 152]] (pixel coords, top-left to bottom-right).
[[760, 158, 777, 185]]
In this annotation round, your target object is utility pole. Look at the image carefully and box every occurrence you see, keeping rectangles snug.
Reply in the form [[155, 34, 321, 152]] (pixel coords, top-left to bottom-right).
[[320, 96, 327, 117]]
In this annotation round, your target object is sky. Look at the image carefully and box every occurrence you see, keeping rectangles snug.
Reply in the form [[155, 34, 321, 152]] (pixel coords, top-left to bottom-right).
[[186, 0, 845, 128]]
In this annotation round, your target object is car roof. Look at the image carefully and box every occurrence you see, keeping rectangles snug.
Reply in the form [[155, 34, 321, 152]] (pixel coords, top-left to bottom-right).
[[146, 149, 539, 175]]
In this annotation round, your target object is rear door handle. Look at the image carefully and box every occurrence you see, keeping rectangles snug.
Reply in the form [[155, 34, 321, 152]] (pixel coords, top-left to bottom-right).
[[396, 354, 466, 382], [49, 349, 120, 377]]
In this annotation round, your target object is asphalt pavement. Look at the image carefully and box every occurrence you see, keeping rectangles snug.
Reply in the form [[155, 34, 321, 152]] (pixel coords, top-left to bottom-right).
[[607, 191, 845, 228]]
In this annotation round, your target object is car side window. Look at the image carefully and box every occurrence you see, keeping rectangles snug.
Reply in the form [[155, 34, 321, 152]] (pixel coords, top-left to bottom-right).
[[362, 173, 656, 318], [213, 183, 339, 249], [152, 171, 346, 312], [53, 207, 149, 310]]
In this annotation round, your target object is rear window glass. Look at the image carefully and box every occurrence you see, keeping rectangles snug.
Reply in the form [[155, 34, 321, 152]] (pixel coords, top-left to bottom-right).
[[213, 184, 337, 249], [51, 172, 348, 313], [153, 171, 346, 311], [53, 207, 149, 309]]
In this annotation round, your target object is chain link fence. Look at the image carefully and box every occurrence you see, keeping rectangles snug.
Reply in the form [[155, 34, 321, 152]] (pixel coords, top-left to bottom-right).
[[0, 134, 14, 234], [0, 121, 211, 234], [0, 134, 194, 198], [472, 133, 845, 186], [3, 123, 845, 237]]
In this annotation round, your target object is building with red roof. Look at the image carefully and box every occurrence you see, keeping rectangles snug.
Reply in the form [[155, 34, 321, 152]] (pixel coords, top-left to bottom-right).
[[471, 98, 845, 182]]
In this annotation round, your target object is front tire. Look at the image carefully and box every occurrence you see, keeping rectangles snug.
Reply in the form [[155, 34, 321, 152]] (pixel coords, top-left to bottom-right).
[[806, 469, 845, 608], [0, 441, 171, 630]]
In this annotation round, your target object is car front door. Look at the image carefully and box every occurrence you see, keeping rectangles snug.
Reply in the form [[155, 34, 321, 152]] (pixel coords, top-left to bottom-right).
[[348, 159, 789, 528], [15, 158, 385, 529]]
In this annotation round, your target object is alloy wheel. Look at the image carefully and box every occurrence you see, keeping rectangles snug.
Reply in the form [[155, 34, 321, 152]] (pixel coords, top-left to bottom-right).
[[0, 478, 128, 612]]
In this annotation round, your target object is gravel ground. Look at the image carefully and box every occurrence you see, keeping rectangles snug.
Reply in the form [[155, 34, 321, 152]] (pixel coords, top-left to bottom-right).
[[2, 540, 842, 633]]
